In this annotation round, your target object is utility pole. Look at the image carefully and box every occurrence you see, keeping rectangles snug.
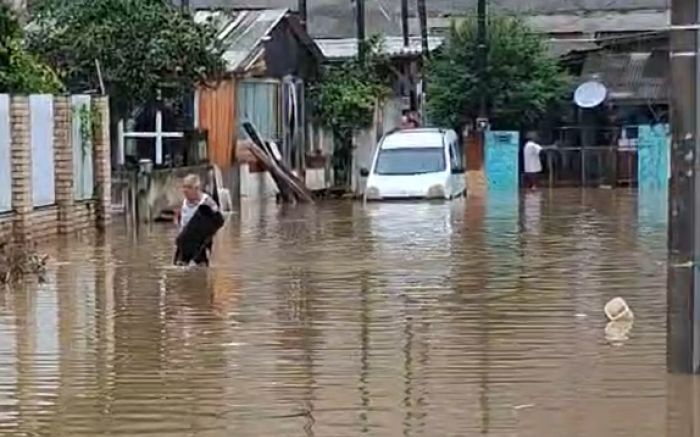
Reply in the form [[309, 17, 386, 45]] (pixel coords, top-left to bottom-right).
[[298, 0, 307, 30], [401, 0, 410, 48], [416, 0, 429, 112], [181, 0, 193, 129], [401, 0, 416, 109], [668, 0, 700, 373], [476, 0, 488, 124], [356, 0, 366, 61], [417, 0, 429, 59]]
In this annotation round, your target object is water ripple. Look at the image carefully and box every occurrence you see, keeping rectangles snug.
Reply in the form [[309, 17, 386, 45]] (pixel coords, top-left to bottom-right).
[[0, 189, 679, 436]]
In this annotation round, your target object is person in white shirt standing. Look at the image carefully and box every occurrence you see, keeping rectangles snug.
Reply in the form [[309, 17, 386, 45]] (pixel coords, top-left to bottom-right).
[[523, 133, 544, 190]]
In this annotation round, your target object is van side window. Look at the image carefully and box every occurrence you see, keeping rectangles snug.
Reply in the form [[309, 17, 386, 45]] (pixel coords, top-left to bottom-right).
[[449, 141, 460, 170], [455, 141, 463, 167]]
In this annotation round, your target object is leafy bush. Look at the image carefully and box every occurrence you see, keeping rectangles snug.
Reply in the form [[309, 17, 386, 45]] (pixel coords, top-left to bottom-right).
[[427, 16, 570, 130], [0, 3, 62, 94], [28, 0, 225, 118], [309, 36, 392, 186]]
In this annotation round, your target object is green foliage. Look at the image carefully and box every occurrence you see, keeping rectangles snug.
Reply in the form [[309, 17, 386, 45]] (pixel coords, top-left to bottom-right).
[[0, 4, 63, 94], [28, 0, 225, 119], [77, 104, 92, 154], [310, 37, 392, 133], [309, 36, 393, 186], [427, 16, 570, 130]]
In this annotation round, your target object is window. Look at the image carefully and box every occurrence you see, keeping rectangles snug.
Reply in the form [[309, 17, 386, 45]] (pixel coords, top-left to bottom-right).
[[449, 142, 460, 170], [375, 148, 446, 175]]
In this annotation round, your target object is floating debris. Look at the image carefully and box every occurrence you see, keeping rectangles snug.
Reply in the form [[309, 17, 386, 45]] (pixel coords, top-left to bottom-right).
[[604, 297, 634, 322], [605, 320, 634, 346], [0, 242, 48, 284]]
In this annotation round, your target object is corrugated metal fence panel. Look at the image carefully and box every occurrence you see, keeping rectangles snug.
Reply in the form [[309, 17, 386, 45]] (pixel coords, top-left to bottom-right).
[[0, 95, 11, 212], [485, 131, 520, 192], [198, 79, 236, 168], [30, 94, 55, 207], [71, 95, 94, 200], [237, 80, 279, 142]]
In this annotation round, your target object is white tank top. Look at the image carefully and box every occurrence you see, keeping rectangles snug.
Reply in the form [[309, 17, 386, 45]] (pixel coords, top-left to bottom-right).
[[180, 194, 209, 231]]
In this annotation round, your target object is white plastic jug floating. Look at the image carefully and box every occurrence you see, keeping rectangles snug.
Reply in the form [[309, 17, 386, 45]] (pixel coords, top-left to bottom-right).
[[604, 297, 634, 322], [605, 320, 633, 345]]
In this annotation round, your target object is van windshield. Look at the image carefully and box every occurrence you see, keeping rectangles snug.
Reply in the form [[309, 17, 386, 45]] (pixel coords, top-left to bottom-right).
[[374, 147, 446, 175]]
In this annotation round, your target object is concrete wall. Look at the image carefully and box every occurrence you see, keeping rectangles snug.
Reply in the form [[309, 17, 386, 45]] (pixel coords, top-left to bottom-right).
[[0, 95, 111, 242], [352, 98, 403, 196], [239, 164, 280, 200], [234, 141, 280, 201]]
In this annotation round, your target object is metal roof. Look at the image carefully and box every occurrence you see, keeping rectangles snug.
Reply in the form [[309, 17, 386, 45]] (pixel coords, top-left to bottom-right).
[[315, 36, 444, 60], [192, 1, 667, 37], [580, 51, 668, 102], [194, 9, 289, 72], [192, 0, 667, 13], [382, 130, 445, 149], [544, 39, 598, 57]]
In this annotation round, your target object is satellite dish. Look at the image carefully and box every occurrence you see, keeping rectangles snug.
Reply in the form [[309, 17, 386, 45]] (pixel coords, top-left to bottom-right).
[[574, 81, 607, 108]]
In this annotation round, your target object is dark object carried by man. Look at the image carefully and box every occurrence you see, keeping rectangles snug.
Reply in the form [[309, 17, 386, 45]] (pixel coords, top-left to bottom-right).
[[173, 204, 224, 266]]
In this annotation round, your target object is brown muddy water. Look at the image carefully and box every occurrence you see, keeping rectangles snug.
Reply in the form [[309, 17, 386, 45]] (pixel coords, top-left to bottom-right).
[[0, 189, 683, 436]]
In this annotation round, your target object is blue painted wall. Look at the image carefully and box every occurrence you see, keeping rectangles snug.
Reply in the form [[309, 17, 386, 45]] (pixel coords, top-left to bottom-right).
[[636, 124, 669, 242], [485, 130, 520, 191], [637, 123, 669, 191]]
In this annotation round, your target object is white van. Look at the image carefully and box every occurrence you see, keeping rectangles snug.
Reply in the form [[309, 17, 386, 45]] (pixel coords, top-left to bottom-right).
[[361, 128, 466, 201]]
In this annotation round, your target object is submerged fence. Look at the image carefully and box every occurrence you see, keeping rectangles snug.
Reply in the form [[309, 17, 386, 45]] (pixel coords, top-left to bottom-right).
[[0, 94, 111, 242], [483, 124, 670, 191]]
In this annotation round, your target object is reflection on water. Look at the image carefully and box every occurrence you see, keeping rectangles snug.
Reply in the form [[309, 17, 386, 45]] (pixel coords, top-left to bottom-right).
[[0, 189, 684, 436]]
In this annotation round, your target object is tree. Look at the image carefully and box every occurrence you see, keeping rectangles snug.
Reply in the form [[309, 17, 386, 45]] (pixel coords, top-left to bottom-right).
[[427, 16, 570, 131], [309, 36, 392, 187], [27, 0, 224, 119], [0, 3, 62, 94]]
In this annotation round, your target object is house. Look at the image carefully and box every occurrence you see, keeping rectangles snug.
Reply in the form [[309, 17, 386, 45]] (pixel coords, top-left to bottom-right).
[[193, 8, 324, 200], [549, 31, 669, 187], [315, 35, 443, 112], [191, 0, 667, 40], [310, 36, 444, 195]]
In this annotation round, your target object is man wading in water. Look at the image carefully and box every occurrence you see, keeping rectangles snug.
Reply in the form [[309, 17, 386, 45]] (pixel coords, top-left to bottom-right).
[[175, 174, 220, 266]]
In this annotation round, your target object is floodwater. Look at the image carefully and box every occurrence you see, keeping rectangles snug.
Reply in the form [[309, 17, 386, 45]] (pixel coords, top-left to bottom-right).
[[0, 188, 686, 436]]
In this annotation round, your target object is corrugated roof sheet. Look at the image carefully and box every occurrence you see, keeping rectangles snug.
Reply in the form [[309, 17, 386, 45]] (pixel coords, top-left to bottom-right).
[[192, 0, 667, 37], [544, 39, 598, 57], [580, 51, 668, 102], [194, 9, 288, 72], [315, 36, 444, 60], [423, 10, 668, 35]]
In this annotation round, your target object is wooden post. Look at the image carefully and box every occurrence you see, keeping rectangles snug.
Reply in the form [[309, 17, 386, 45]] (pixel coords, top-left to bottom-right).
[[356, 0, 366, 61]]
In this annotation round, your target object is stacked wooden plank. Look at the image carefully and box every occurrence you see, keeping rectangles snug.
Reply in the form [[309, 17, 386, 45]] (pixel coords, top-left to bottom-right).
[[241, 121, 314, 204]]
